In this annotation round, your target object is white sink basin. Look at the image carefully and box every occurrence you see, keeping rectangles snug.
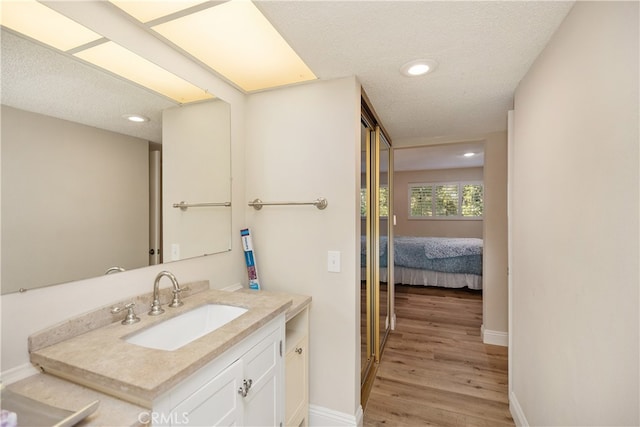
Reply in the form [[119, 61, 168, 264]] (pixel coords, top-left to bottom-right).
[[125, 304, 248, 351]]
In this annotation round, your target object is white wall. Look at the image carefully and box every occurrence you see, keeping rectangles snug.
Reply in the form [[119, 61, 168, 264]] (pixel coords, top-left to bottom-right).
[[511, 2, 639, 425], [245, 77, 361, 420]]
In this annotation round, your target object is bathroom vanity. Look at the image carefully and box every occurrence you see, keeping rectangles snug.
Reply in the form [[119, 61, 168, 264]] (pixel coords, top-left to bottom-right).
[[18, 284, 311, 426], [152, 315, 284, 426]]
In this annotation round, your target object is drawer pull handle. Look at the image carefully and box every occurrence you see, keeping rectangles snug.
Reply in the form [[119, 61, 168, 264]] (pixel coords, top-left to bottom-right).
[[295, 347, 303, 355], [238, 379, 253, 398]]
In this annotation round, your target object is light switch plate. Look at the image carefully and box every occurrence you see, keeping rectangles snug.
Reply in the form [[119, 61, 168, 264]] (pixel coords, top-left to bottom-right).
[[327, 250, 341, 273]]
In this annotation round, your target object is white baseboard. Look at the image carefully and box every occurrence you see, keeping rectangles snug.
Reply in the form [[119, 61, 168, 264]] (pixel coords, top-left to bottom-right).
[[483, 328, 508, 347], [309, 404, 363, 427], [1, 363, 39, 385], [509, 391, 529, 426]]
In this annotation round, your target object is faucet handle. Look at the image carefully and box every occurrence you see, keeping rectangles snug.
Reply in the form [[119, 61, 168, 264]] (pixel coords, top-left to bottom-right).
[[168, 288, 184, 308], [111, 302, 141, 325]]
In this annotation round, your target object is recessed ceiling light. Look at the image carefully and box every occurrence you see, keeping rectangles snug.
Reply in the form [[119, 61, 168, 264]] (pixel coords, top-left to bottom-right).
[[400, 59, 438, 77], [463, 152, 475, 157], [123, 114, 150, 123]]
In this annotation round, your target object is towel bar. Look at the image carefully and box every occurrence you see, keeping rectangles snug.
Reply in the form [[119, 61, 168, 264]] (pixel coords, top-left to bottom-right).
[[248, 198, 328, 210], [173, 201, 231, 211]]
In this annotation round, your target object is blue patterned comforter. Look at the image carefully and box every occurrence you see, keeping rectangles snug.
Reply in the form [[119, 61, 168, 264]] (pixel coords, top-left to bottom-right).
[[362, 236, 483, 275]]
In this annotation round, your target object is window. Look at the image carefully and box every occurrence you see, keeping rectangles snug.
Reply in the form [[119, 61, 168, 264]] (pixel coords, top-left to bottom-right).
[[409, 182, 483, 219], [360, 186, 389, 217], [462, 183, 484, 217]]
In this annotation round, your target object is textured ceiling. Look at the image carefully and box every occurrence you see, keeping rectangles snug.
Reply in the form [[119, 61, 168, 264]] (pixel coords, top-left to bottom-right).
[[257, 0, 574, 145], [1, 0, 574, 164], [1, 29, 175, 143], [395, 141, 485, 171]]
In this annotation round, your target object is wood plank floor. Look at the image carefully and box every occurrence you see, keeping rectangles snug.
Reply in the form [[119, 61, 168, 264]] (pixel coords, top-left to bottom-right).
[[363, 285, 514, 427]]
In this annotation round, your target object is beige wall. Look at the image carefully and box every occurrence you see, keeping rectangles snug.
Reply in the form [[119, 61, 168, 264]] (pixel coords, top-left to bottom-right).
[[393, 167, 483, 238], [482, 131, 508, 339], [511, 2, 639, 425], [245, 77, 361, 420], [1, 106, 148, 293], [162, 100, 231, 259]]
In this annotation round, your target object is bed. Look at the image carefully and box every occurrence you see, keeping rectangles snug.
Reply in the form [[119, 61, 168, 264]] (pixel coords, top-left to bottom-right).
[[362, 236, 483, 290]]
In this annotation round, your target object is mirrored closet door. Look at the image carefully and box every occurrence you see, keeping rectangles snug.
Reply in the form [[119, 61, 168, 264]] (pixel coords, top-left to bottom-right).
[[360, 117, 375, 387], [360, 95, 393, 406], [378, 132, 392, 355]]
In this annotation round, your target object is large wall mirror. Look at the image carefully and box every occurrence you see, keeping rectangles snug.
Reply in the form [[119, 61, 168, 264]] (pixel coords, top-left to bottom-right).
[[0, 29, 232, 295]]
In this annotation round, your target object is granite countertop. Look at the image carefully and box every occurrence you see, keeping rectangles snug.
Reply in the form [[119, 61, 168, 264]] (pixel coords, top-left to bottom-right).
[[29, 288, 296, 408]]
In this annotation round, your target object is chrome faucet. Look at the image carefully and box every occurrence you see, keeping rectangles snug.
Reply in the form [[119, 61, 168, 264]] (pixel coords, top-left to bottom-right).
[[149, 270, 183, 316], [105, 266, 125, 274]]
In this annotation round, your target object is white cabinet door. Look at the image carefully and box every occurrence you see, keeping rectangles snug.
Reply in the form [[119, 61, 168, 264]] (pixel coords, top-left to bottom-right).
[[243, 329, 282, 426], [285, 336, 308, 426], [170, 359, 243, 427], [155, 316, 285, 427]]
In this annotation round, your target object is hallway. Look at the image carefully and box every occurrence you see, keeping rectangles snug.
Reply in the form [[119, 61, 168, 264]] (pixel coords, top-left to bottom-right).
[[363, 285, 513, 426]]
